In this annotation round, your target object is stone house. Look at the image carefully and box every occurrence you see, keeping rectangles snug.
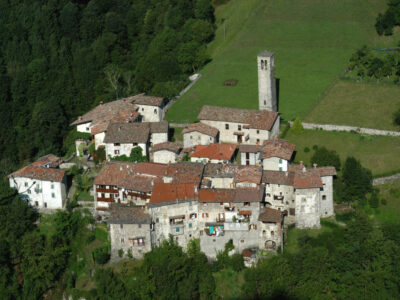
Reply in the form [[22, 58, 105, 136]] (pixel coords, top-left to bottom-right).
[[258, 207, 283, 252], [104, 123, 150, 159], [189, 144, 237, 164], [182, 122, 219, 148], [129, 93, 167, 122], [108, 204, 152, 260], [150, 142, 181, 164], [198, 105, 279, 145], [239, 137, 295, 171], [8, 157, 67, 209], [148, 121, 169, 145]]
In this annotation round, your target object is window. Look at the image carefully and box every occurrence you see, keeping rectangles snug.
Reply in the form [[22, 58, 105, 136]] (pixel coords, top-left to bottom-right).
[[27, 189, 31, 194], [86, 127, 89, 131], [138, 238, 144, 246], [176, 227, 180, 233], [210, 137, 212, 141], [44, 202, 47, 208], [120, 224, 123, 229], [132, 143, 137, 146], [114, 143, 120, 146], [51, 193, 55, 198], [51, 184, 54, 189], [25, 182, 28, 187], [225, 124, 229, 130], [121, 238, 124, 243], [256, 139, 260, 144], [190, 135, 192, 139], [279, 159, 282, 163], [240, 240, 244, 243], [189, 223, 192, 228], [35, 201, 38, 206], [302, 197, 306, 203], [142, 108, 144, 111], [264, 101, 266, 105], [154, 109, 157, 114], [322, 195, 327, 200], [279, 167, 282, 171], [220, 202, 223, 206], [200, 230, 203, 236], [156, 218, 159, 223], [244, 202, 250, 206], [278, 184, 280, 187], [175, 237, 178, 242], [138, 224, 142, 228], [114, 150, 120, 155], [271, 231, 274, 236], [257, 130, 260, 134], [238, 125, 241, 131]]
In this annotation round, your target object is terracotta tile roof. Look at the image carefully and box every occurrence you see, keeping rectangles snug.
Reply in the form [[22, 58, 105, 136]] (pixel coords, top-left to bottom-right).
[[203, 164, 262, 184], [232, 187, 264, 202], [190, 144, 237, 161], [182, 122, 219, 138], [288, 164, 304, 172], [149, 183, 198, 205], [35, 154, 61, 168], [108, 204, 151, 224], [258, 207, 282, 223], [127, 93, 165, 107], [150, 142, 181, 154], [261, 138, 295, 160], [9, 165, 66, 182], [93, 162, 135, 186], [104, 123, 150, 144], [312, 166, 337, 177], [198, 105, 279, 130], [262, 170, 295, 186], [239, 144, 262, 153], [71, 99, 139, 126], [165, 163, 205, 184], [122, 174, 163, 193], [293, 170, 323, 189], [134, 162, 168, 177]]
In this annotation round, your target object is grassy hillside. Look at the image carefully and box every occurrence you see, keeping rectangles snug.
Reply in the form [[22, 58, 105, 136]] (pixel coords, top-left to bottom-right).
[[305, 80, 400, 131], [166, 0, 397, 123]]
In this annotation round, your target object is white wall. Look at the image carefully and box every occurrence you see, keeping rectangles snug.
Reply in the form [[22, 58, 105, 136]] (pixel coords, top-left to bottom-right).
[[77, 122, 91, 133], [153, 150, 178, 164], [137, 105, 164, 122], [151, 133, 168, 145], [106, 142, 147, 160], [94, 132, 106, 149], [263, 157, 288, 171], [295, 188, 321, 228], [183, 132, 216, 148], [319, 176, 334, 217], [9, 176, 66, 209], [240, 152, 261, 166]]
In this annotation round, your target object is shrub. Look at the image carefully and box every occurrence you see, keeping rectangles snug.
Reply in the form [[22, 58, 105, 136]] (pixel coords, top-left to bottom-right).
[[92, 246, 110, 265], [393, 108, 400, 126], [304, 147, 310, 153], [311, 146, 341, 170], [127, 249, 133, 259], [312, 145, 318, 151], [230, 253, 245, 272], [280, 122, 291, 138], [86, 234, 96, 245], [369, 192, 379, 209], [290, 118, 304, 135], [118, 248, 124, 258]]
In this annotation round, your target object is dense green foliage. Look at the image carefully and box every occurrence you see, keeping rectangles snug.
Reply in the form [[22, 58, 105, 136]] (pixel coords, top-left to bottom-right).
[[92, 246, 110, 265], [290, 118, 304, 135], [375, 0, 400, 35], [242, 215, 400, 299], [347, 45, 400, 83], [310, 146, 341, 171], [394, 107, 400, 125], [0, 0, 215, 169], [0, 179, 89, 299]]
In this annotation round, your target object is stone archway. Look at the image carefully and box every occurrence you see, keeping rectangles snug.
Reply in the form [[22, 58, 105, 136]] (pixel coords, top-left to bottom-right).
[[265, 240, 276, 250]]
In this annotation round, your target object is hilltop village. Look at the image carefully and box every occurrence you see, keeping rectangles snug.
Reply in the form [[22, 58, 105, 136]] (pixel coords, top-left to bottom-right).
[[8, 52, 336, 262]]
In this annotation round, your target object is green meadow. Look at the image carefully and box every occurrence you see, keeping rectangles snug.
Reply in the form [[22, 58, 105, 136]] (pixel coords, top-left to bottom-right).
[[166, 0, 397, 123]]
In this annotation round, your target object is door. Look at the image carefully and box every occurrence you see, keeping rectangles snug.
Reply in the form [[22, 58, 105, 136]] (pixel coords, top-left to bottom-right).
[[237, 135, 242, 143]]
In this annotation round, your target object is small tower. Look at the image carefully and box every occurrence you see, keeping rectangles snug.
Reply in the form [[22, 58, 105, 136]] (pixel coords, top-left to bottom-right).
[[257, 52, 277, 112]]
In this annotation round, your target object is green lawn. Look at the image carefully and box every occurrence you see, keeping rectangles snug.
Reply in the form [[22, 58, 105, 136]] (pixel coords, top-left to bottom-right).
[[374, 180, 400, 223], [285, 129, 400, 176], [305, 80, 400, 131], [170, 126, 183, 142], [166, 0, 399, 123]]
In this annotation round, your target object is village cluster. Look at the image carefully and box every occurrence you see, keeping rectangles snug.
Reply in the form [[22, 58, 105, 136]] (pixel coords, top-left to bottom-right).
[[8, 53, 336, 262]]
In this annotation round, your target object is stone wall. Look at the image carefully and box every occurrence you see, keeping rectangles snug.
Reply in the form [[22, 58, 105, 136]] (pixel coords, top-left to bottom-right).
[[373, 173, 400, 185], [289, 121, 400, 137]]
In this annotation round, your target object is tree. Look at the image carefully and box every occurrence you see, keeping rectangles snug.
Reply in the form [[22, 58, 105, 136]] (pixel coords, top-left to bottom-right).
[[369, 191, 379, 208], [342, 157, 372, 201], [290, 117, 304, 135], [310, 146, 341, 170], [393, 107, 400, 126]]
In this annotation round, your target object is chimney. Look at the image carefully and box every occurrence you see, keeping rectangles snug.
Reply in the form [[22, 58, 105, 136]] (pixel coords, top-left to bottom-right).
[[78, 116, 82, 120], [313, 163, 317, 169], [120, 166, 123, 171], [151, 180, 154, 186], [195, 186, 198, 194]]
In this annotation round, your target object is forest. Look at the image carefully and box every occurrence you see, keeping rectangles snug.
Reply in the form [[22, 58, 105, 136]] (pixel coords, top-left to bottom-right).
[[0, 0, 215, 173]]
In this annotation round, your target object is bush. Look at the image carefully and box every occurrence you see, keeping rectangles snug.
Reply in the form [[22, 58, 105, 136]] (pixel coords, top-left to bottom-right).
[[312, 145, 318, 151], [311, 146, 341, 170], [118, 248, 124, 258], [280, 122, 291, 138], [92, 246, 110, 265], [304, 147, 310, 153], [369, 192, 379, 209], [86, 234, 96, 245], [290, 118, 304, 135], [230, 253, 245, 272], [381, 198, 387, 206], [393, 108, 400, 126]]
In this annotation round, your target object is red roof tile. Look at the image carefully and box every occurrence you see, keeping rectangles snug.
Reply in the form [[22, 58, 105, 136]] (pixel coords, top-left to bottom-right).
[[150, 142, 181, 154], [93, 162, 135, 186], [134, 162, 168, 177], [190, 144, 237, 161], [198, 105, 279, 130], [293, 170, 323, 189], [261, 138, 295, 160], [9, 165, 65, 182], [258, 207, 282, 223], [262, 170, 295, 185], [165, 163, 204, 184], [150, 183, 198, 204]]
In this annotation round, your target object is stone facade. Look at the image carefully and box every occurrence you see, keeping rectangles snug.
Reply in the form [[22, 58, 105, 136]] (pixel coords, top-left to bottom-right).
[[258, 52, 277, 112], [152, 150, 178, 164], [295, 188, 321, 228], [105, 142, 147, 159], [136, 104, 164, 122], [263, 157, 289, 171], [183, 131, 217, 148]]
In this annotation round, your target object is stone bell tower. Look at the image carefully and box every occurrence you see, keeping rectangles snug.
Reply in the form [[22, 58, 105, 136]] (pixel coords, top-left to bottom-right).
[[257, 51, 277, 112]]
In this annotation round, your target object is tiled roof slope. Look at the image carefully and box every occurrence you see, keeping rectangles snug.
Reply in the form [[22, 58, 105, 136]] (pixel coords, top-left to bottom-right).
[[150, 183, 198, 205], [293, 170, 323, 189], [199, 187, 264, 203], [104, 123, 150, 144], [182, 123, 219, 137], [122, 175, 163, 193], [190, 144, 237, 161], [258, 207, 282, 223], [126, 93, 165, 107], [9, 165, 66, 182], [165, 163, 204, 185], [262, 138, 295, 160], [150, 142, 181, 154], [198, 105, 278, 130], [93, 162, 135, 186], [134, 162, 168, 177], [108, 204, 151, 224], [262, 170, 295, 185], [203, 164, 262, 184]]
